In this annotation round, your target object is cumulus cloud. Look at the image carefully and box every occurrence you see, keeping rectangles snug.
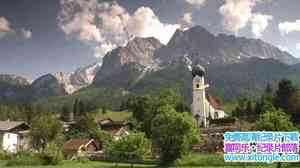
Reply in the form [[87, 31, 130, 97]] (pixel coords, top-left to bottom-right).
[[279, 20, 300, 35], [20, 29, 32, 39], [0, 17, 13, 33], [58, 0, 180, 58], [219, 0, 256, 33], [251, 13, 273, 38], [0, 17, 32, 40], [185, 0, 206, 8], [219, 0, 272, 37], [182, 12, 193, 27], [0, 17, 14, 38], [127, 7, 180, 44], [182, 0, 206, 27], [296, 43, 300, 50]]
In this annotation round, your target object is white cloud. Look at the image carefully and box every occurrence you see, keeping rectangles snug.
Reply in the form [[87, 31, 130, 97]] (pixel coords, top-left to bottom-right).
[[219, 0, 272, 38], [20, 29, 32, 39], [0, 17, 32, 40], [94, 43, 116, 58], [296, 43, 300, 50], [182, 12, 193, 27], [185, 0, 206, 8], [58, 0, 180, 58], [127, 7, 180, 45], [279, 20, 300, 35], [0, 17, 14, 39], [219, 0, 256, 33], [0, 17, 13, 33], [251, 13, 273, 38]]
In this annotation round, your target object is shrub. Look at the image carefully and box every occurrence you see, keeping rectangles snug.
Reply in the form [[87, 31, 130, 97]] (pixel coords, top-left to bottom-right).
[[105, 133, 151, 162], [0, 150, 12, 160], [39, 142, 64, 165], [210, 117, 236, 125], [6, 151, 42, 167]]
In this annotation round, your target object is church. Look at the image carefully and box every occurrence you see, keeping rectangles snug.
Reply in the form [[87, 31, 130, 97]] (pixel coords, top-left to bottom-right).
[[191, 65, 226, 128]]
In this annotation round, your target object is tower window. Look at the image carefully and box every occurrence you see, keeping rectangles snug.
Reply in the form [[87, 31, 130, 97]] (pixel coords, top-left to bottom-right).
[[196, 84, 200, 88]]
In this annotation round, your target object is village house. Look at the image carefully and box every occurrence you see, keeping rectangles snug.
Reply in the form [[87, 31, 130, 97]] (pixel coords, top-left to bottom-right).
[[0, 121, 30, 153], [96, 118, 130, 141], [63, 139, 102, 158]]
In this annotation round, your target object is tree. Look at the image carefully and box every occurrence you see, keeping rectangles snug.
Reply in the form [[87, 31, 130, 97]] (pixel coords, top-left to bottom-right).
[[255, 109, 295, 168], [73, 99, 79, 119], [127, 89, 190, 137], [60, 104, 72, 122], [78, 100, 85, 116], [30, 114, 64, 149], [232, 99, 252, 120], [126, 95, 153, 122], [255, 109, 295, 131], [265, 83, 273, 98], [105, 133, 151, 167], [288, 90, 300, 123], [75, 114, 97, 133], [273, 79, 296, 112], [102, 105, 107, 114], [254, 96, 275, 117], [151, 105, 200, 165]]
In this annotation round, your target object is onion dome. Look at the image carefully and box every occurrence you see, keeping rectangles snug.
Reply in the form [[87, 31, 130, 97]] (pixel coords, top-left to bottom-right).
[[192, 64, 205, 77]]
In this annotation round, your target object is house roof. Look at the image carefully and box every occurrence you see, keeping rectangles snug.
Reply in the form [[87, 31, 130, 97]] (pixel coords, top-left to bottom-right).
[[207, 94, 222, 110], [63, 139, 95, 151], [95, 117, 114, 125], [102, 126, 129, 137], [0, 121, 28, 132]]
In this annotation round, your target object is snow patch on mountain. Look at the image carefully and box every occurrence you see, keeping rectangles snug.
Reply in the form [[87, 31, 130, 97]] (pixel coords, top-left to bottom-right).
[[54, 62, 102, 94]]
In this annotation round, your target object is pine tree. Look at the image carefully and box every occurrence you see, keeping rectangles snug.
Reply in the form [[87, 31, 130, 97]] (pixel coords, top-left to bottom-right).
[[273, 79, 296, 112], [73, 99, 79, 119], [61, 105, 71, 122], [78, 100, 85, 117]]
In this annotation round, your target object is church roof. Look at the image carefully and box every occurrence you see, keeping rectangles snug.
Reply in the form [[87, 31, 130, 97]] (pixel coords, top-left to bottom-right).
[[206, 94, 222, 110]]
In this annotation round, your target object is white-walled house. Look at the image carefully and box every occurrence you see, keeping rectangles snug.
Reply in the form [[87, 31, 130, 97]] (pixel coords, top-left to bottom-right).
[[0, 121, 30, 153]]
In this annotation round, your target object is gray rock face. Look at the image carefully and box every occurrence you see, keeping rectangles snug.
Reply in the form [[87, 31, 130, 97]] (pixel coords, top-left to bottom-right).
[[155, 26, 299, 66], [0, 74, 30, 87], [30, 74, 67, 98], [0, 74, 30, 102], [69, 62, 101, 90], [96, 37, 163, 82], [94, 25, 299, 89], [53, 62, 102, 94]]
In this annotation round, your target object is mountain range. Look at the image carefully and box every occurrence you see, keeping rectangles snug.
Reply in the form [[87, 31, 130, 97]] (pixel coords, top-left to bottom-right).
[[1, 25, 300, 109]]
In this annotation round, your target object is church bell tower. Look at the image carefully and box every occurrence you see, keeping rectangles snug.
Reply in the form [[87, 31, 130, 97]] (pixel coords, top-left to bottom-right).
[[192, 64, 209, 128]]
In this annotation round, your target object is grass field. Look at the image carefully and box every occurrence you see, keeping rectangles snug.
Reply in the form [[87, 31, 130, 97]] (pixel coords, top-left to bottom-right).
[[95, 110, 133, 121], [0, 160, 297, 168], [1, 154, 299, 168]]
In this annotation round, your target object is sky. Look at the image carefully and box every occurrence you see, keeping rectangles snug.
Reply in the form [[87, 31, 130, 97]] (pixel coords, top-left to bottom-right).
[[0, 0, 300, 80]]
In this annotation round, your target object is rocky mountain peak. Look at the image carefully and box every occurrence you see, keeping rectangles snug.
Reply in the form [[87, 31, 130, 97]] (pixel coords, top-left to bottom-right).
[[156, 25, 299, 66], [30, 73, 67, 97], [0, 74, 31, 87], [97, 37, 163, 80]]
